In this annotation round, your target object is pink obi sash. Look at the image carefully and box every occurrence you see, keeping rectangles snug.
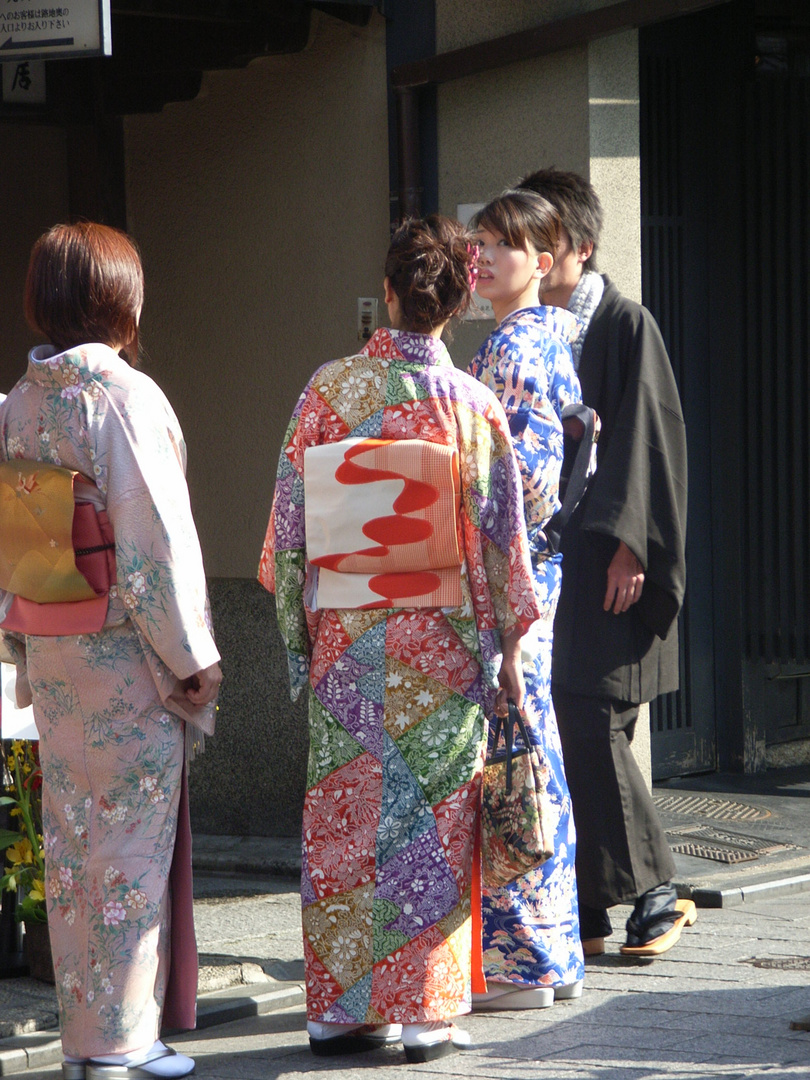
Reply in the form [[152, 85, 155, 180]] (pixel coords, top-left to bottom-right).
[[0, 461, 115, 635], [304, 437, 463, 609]]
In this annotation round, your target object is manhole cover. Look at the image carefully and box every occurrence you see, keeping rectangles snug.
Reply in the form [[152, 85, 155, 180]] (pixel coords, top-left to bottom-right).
[[743, 957, 810, 971], [653, 793, 771, 821]]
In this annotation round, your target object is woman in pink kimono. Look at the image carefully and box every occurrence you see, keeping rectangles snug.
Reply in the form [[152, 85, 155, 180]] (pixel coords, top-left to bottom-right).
[[260, 216, 542, 1063], [0, 223, 221, 1080]]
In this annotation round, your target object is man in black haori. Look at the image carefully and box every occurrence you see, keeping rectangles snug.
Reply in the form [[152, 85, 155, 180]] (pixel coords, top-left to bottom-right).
[[518, 168, 694, 957]]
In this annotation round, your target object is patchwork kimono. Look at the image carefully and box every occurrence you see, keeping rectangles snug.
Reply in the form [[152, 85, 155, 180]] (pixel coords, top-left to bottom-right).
[[470, 306, 585, 989], [259, 327, 540, 1023], [0, 343, 219, 1058]]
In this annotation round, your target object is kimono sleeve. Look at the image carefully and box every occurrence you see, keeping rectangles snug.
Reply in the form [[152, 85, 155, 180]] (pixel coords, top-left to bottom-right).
[[581, 307, 687, 638], [94, 376, 220, 681], [456, 385, 541, 649], [258, 384, 312, 701]]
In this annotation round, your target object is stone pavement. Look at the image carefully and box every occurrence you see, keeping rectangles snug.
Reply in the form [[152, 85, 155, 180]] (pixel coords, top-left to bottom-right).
[[3, 764, 810, 1078]]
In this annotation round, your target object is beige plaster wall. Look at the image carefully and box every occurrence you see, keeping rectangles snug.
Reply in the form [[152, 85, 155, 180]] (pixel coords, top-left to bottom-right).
[[0, 123, 68, 395], [124, 11, 390, 578]]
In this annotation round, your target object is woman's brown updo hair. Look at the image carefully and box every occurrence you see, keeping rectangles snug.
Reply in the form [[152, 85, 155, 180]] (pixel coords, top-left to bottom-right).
[[24, 221, 145, 365], [385, 215, 477, 333]]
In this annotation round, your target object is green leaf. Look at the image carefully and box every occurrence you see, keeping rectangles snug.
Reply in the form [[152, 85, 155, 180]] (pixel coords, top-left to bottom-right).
[[0, 829, 21, 850], [17, 896, 47, 924]]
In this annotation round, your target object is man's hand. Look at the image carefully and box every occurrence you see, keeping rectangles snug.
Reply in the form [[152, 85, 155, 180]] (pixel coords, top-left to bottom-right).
[[604, 540, 644, 614], [183, 662, 223, 706]]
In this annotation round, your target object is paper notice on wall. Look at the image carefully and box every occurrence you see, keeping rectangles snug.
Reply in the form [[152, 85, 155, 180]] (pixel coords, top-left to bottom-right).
[[0, 662, 36, 740]]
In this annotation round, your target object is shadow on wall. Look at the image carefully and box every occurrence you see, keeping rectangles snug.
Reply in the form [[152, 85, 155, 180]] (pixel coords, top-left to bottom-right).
[[189, 579, 307, 838]]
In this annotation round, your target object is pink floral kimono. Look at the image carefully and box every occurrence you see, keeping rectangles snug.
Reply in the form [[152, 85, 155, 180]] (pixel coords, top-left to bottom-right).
[[0, 343, 219, 1058]]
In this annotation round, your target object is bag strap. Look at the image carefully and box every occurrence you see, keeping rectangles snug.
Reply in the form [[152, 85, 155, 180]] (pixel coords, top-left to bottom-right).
[[497, 699, 532, 795], [546, 403, 599, 555]]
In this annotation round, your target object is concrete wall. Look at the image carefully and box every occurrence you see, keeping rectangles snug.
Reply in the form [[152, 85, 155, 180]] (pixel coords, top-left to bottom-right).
[[435, 6, 642, 374]]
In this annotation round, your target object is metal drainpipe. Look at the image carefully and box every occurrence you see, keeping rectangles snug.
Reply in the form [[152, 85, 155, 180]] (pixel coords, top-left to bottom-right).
[[395, 84, 421, 220]]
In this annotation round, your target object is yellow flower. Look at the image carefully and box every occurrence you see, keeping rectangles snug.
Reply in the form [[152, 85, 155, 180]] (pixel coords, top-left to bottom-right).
[[29, 879, 46, 903], [7, 838, 34, 866]]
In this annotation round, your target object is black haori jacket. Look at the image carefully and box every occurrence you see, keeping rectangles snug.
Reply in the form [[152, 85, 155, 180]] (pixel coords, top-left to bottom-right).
[[552, 277, 688, 704]]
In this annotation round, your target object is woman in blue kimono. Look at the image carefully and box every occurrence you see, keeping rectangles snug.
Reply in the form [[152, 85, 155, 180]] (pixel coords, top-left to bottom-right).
[[468, 189, 585, 1007]]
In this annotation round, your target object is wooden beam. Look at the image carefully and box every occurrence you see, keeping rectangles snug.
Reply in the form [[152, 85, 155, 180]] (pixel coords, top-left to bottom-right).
[[391, 0, 734, 88]]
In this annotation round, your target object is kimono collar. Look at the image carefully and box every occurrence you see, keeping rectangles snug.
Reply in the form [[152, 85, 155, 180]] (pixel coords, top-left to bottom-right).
[[362, 327, 453, 367], [28, 342, 126, 380], [497, 305, 581, 346]]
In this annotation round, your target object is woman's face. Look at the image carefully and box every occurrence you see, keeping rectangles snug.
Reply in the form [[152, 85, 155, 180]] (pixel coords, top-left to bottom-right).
[[474, 225, 550, 321]]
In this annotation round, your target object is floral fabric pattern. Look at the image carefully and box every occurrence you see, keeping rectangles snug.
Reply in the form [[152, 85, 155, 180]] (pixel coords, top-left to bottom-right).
[[28, 626, 182, 1055], [260, 327, 541, 1023], [0, 344, 219, 1056], [470, 308, 585, 990]]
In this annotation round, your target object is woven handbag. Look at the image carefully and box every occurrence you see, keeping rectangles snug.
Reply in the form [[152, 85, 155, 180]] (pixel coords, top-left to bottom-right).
[[481, 700, 554, 888]]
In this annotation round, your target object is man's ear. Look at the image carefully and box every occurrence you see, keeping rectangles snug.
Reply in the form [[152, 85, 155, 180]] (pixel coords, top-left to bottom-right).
[[577, 240, 594, 266]]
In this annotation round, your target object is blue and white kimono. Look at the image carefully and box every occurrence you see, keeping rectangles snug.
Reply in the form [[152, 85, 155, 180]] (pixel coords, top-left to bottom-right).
[[470, 305, 585, 990]]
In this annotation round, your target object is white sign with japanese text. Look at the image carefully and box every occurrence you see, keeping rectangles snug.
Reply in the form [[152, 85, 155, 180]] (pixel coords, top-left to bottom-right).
[[0, 0, 111, 62]]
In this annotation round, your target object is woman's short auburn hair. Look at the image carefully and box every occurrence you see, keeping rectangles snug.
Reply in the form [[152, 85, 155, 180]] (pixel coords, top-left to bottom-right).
[[24, 221, 144, 364]]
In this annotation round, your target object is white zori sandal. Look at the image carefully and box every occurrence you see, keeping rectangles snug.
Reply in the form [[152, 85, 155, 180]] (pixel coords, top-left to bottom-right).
[[472, 979, 584, 1010], [85, 1042, 195, 1080], [307, 1020, 402, 1056], [401, 1021, 472, 1063]]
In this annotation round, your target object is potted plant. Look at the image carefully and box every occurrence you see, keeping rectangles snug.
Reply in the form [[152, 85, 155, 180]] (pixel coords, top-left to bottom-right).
[[0, 739, 52, 981]]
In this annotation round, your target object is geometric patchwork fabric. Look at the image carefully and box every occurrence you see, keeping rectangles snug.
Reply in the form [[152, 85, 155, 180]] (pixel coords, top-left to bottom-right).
[[302, 607, 484, 1022]]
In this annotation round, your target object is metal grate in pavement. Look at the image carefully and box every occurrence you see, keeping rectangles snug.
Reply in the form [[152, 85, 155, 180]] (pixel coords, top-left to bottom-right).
[[653, 792, 771, 821], [665, 823, 796, 863], [667, 841, 759, 863]]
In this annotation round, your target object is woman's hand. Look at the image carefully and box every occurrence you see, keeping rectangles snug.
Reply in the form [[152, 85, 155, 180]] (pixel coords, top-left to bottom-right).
[[496, 626, 525, 714], [183, 662, 223, 706]]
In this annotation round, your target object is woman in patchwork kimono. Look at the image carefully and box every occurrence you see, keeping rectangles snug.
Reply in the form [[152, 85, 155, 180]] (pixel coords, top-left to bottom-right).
[[468, 190, 586, 1007], [0, 223, 221, 1080], [259, 216, 541, 1063]]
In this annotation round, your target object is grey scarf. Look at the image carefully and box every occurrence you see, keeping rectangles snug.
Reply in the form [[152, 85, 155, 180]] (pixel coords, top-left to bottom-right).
[[567, 271, 604, 370]]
